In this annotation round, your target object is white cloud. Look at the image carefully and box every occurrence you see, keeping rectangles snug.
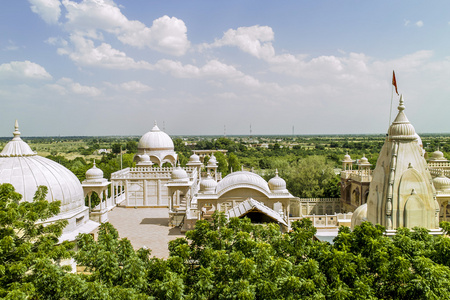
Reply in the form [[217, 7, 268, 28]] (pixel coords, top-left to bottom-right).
[[416, 20, 424, 27], [206, 25, 275, 60], [48, 77, 102, 96], [154, 59, 261, 87], [105, 81, 153, 93], [28, 0, 61, 24], [61, 0, 190, 56], [0, 61, 52, 80], [202, 25, 297, 64], [57, 34, 154, 69]]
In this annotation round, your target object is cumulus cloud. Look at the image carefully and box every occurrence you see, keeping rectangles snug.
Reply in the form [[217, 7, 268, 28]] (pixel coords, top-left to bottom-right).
[[61, 0, 190, 56], [416, 20, 424, 27], [0, 61, 52, 80], [154, 59, 261, 87], [57, 34, 154, 69], [206, 25, 275, 59], [29, 0, 61, 24], [48, 77, 102, 96], [202, 25, 296, 64], [105, 81, 153, 93]]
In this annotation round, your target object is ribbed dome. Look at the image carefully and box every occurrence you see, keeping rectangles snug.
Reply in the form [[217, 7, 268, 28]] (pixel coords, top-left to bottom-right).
[[0, 120, 36, 157], [268, 170, 287, 192], [200, 173, 217, 192], [171, 165, 188, 181], [189, 153, 200, 163], [216, 171, 271, 195], [388, 95, 417, 140], [0, 122, 84, 214], [85, 161, 104, 181], [342, 153, 353, 163], [351, 203, 367, 229], [138, 122, 174, 151], [207, 154, 218, 167], [429, 150, 447, 162], [433, 170, 450, 191]]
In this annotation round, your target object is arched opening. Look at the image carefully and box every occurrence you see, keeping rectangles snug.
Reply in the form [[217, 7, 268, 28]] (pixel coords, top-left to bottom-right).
[[243, 211, 280, 224]]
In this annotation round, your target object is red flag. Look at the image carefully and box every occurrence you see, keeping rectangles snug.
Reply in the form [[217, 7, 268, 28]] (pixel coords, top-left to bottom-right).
[[392, 71, 399, 95]]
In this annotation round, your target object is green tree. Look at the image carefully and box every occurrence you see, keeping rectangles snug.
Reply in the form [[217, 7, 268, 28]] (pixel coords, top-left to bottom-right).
[[227, 153, 241, 173], [0, 184, 73, 298]]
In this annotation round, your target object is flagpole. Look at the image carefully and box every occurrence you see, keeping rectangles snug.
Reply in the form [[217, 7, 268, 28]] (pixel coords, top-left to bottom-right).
[[389, 82, 393, 128]]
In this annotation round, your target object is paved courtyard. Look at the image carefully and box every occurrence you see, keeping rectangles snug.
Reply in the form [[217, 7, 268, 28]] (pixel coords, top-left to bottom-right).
[[95, 207, 185, 258]]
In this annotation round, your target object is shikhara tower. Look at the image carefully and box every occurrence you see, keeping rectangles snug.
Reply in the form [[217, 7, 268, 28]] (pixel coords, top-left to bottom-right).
[[363, 95, 440, 232]]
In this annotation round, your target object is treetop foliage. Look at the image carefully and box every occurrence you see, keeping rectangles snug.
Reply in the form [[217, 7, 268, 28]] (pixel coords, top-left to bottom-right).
[[2, 185, 450, 299]]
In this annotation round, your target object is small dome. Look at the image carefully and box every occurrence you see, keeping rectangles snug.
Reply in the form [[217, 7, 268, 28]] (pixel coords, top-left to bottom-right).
[[388, 95, 417, 140], [138, 121, 174, 151], [342, 153, 353, 163], [200, 173, 217, 192], [136, 152, 153, 166], [351, 203, 368, 230], [429, 150, 447, 162], [171, 164, 188, 181], [0, 120, 36, 157], [189, 153, 200, 163], [268, 170, 287, 192], [433, 170, 450, 191], [207, 154, 218, 167], [85, 161, 104, 181]]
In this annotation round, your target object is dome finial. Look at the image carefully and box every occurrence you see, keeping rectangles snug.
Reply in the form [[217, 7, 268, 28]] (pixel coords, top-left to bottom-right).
[[13, 120, 21, 140], [275, 169, 279, 177], [398, 94, 405, 112], [151, 121, 160, 132], [93, 159, 96, 167]]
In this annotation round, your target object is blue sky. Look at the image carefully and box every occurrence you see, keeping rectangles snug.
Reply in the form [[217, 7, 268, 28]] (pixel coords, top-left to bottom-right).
[[1, 0, 450, 136]]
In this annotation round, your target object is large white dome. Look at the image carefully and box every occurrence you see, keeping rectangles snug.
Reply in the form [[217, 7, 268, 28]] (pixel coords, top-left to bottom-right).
[[0, 122, 85, 214], [216, 171, 271, 195], [138, 122, 174, 151]]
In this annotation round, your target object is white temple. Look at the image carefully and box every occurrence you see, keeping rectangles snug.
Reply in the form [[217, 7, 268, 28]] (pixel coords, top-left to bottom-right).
[[110, 123, 296, 231]]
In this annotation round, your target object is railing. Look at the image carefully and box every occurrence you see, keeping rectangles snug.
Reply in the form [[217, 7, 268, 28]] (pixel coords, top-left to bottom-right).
[[293, 198, 340, 203], [290, 213, 352, 228], [341, 170, 372, 182], [111, 166, 198, 180]]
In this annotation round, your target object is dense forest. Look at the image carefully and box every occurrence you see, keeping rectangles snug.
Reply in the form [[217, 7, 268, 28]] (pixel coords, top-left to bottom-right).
[[2, 183, 450, 299]]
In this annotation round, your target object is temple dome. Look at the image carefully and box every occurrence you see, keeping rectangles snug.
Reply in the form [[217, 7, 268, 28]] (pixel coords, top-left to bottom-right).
[[138, 122, 174, 151], [388, 95, 417, 140], [85, 161, 104, 181], [189, 153, 200, 163], [200, 173, 217, 192], [216, 171, 271, 195], [171, 164, 188, 181], [0, 122, 85, 214], [268, 170, 287, 192], [429, 150, 447, 162], [342, 153, 353, 163], [351, 203, 367, 229], [207, 154, 218, 167], [433, 170, 450, 191]]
